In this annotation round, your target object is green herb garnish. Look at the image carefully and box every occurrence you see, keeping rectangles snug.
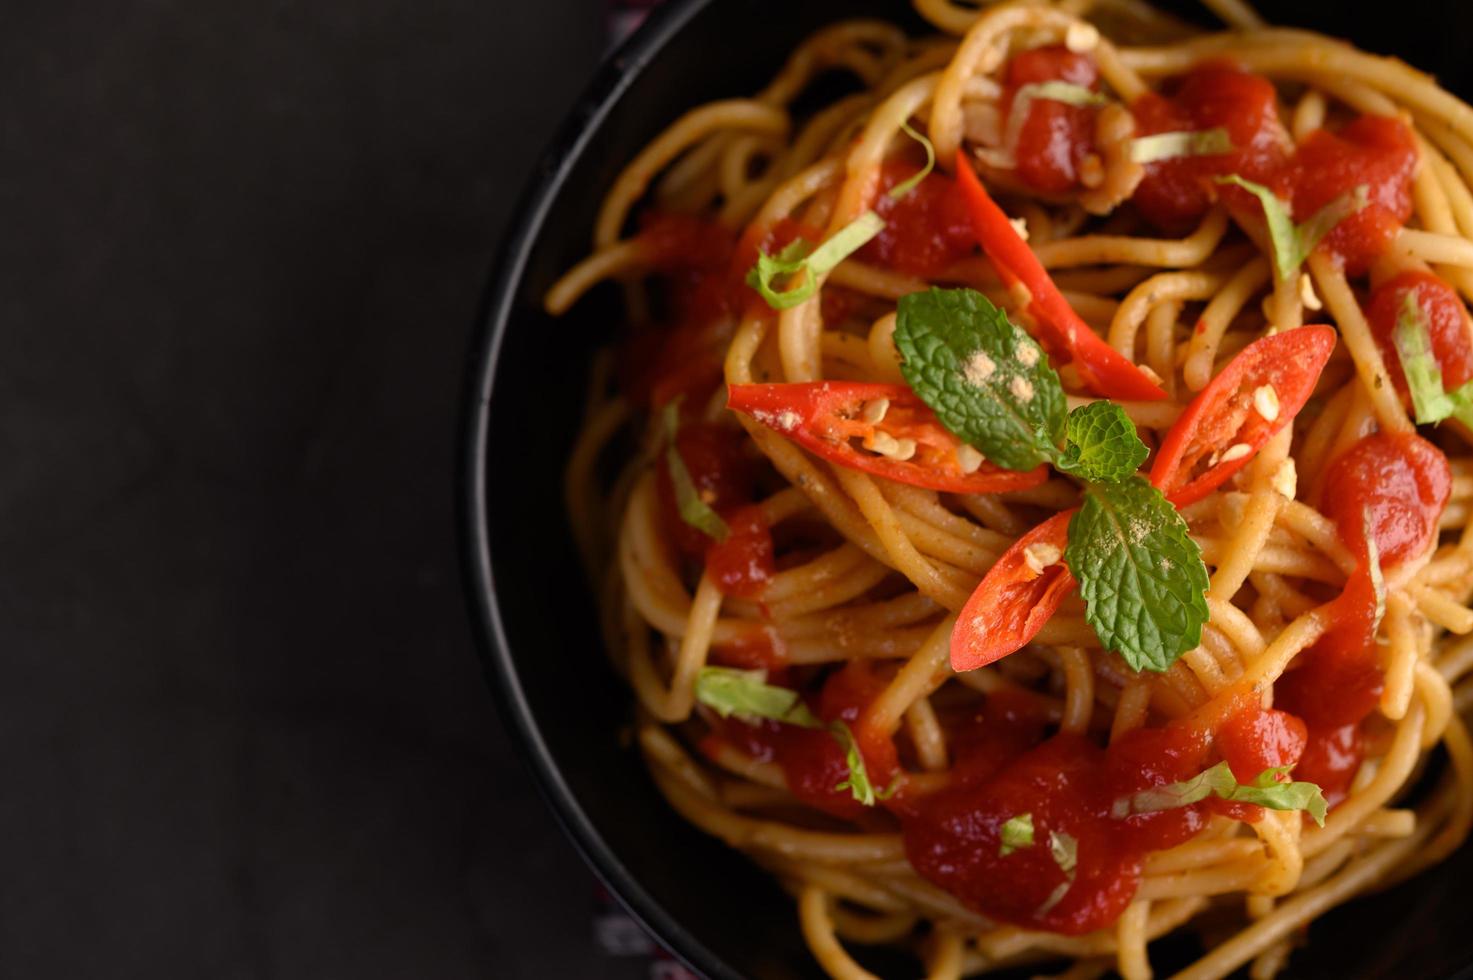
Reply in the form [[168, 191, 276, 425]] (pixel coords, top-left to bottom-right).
[[1036, 829, 1079, 916], [1065, 476, 1210, 672], [888, 121, 937, 200], [893, 287, 1068, 471], [694, 669, 898, 808], [1058, 401, 1150, 482], [746, 211, 885, 311], [1112, 760, 1328, 826], [663, 402, 729, 541], [1217, 175, 1369, 281], [998, 812, 1035, 856], [1129, 128, 1232, 164], [1391, 291, 1473, 428], [694, 666, 820, 727], [894, 288, 1208, 673], [831, 719, 900, 807]]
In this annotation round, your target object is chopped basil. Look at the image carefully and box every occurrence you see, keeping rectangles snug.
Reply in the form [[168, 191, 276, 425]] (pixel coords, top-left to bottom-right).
[[1217, 175, 1368, 281], [998, 812, 1035, 856], [1112, 760, 1328, 826], [1129, 128, 1232, 164], [888, 121, 937, 200], [663, 402, 729, 541], [746, 210, 886, 311], [694, 667, 819, 727]]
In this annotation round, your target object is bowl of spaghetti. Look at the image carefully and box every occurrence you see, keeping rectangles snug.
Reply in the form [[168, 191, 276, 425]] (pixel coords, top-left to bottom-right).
[[462, 0, 1473, 977]]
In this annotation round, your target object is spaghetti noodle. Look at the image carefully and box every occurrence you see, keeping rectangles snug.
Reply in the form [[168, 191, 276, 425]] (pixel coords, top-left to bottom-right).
[[549, 2, 1473, 977]]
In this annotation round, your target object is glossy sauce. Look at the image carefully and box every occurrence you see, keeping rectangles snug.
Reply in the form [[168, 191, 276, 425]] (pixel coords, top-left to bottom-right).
[[862, 164, 977, 276], [628, 213, 740, 407], [1367, 270, 1473, 404], [705, 504, 776, 599], [704, 662, 899, 820], [1321, 431, 1452, 566], [1130, 63, 1289, 230], [901, 694, 1300, 934], [1004, 46, 1101, 193], [1126, 63, 1417, 271], [1273, 115, 1418, 274], [1279, 433, 1452, 795]]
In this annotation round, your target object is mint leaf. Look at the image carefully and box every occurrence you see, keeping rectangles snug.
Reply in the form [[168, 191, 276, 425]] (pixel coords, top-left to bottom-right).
[[888, 121, 936, 200], [663, 402, 729, 541], [1129, 128, 1233, 164], [1111, 760, 1328, 826], [747, 211, 885, 310], [894, 288, 1067, 471], [1064, 476, 1209, 671], [830, 719, 897, 806], [1217, 175, 1368, 281], [694, 667, 820, 728], [1057, 401, 1148, 482], [998, 812, 1034, 856]]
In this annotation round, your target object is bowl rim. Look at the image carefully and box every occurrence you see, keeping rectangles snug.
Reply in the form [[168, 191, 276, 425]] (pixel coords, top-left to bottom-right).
[[457, 1, 733, 977]]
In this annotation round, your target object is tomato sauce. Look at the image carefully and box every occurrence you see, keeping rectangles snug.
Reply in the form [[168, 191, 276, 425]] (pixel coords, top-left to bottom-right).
[[1278, 432, 1451, 800], [1273, 115, 1418, 274], [705, 504, 776, 599], [704, 662, 899, 820], [861, 163, 977, 277], [1126, 63, 1417, 271], [1320, 431, 1452, 566], [1130, 63, 1290, 230], [901, 694, 1300, 934], [1367, 270, 1473, 405], [655, 420, 758, 555], [1003, 46, 1101, 194], [709, 625, 785, 670], [626, 213, 742, 408], [1292, 723, 1362, 808]]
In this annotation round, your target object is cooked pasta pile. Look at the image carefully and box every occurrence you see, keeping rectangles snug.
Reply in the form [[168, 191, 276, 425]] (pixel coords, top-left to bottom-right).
[[550, 1, 1473, 977]]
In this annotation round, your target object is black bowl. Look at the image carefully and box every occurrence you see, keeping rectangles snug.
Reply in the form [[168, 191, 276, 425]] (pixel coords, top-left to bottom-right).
[[461, 2, 1473, 976]]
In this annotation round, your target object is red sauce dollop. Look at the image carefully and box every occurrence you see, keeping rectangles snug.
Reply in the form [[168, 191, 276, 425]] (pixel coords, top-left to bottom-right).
[[861, 163, 977, 277], [1367, 270, 1473, 405], [1280, 432, 1451, 793], [1274, 554, 1386, 729], [706, 662, 899, 820], [1321, 431, 1452, 566], [705, 504, 776, 599], [901, 695, 1298, 934], [1292, 723, 1362, 808], [626, 213, 741, 407], [654, 421, 755, 556], [1130, 63, 1289, 230], [1274, 115, 1418, 274], [1127, 64, 1417, 271], [1003, 46, 1101, 194]]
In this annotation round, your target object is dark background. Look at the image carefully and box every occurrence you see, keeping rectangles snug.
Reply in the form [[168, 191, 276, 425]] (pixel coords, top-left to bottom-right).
[[0, 1, 633, 976]]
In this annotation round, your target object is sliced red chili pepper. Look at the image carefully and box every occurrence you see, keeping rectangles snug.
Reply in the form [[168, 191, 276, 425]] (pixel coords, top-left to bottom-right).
[[953, 150, 1168, 403], [951, 325, 1337, 672], [727, 381, 1047, 495], [951, 510, 1076, 671], [1151, 325, 1336, 507]]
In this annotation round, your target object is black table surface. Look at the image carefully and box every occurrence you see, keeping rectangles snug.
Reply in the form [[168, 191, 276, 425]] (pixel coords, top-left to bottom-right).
[[1, 1, 643, 976]]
